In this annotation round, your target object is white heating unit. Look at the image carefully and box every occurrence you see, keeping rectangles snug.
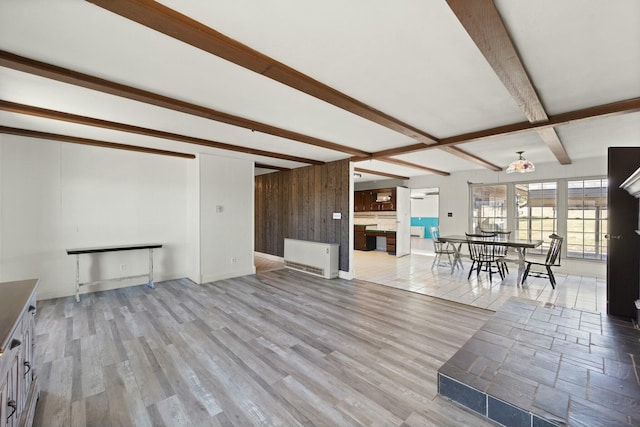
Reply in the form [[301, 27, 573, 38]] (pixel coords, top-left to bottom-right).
[[284, 238, 339, 279], [410, 226, 425, 237]]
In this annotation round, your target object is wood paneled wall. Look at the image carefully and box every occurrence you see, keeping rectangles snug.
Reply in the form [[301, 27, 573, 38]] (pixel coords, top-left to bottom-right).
[[255, 159, 350, 272]]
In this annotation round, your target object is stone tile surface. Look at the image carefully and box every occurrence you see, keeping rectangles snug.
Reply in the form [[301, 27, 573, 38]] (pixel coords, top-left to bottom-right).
[[438, 297, 640, 427]]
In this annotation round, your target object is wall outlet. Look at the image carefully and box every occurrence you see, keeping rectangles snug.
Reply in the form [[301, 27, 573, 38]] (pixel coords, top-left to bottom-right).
[[120, 264, 127, 271], [231, 257, 237, 263]]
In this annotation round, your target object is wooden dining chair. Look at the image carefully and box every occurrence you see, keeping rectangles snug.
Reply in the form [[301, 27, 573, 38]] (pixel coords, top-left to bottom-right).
[[465, 232, 505, 281], [430, 226, 459, 273], [521, 234, 563, 288], [491, 230, 511, 274]]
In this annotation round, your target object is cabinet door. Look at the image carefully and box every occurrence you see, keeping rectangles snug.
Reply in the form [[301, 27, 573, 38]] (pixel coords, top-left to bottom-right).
[[21, 325, 33, 403], [0, 378, 5, 427], [0, 378, 8, 427], [353, 191, 367, 212], [4, 355, 20, 427]]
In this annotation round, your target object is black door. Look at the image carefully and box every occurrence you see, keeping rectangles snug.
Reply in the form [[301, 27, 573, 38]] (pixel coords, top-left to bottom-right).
[[607, 147, 640, 318]]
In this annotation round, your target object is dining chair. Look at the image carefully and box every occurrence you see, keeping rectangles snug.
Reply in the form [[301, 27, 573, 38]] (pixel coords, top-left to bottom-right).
[[491, 230, 511, 274], [430, 226, 460, 273], [465, 232, 505, 282], [521, 234, 563, 288]]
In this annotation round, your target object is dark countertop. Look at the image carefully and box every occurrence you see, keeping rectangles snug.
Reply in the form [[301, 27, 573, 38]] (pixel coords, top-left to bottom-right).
[[365, 229, 396, 234], [66, 243, 162, 255], [0, 279, 38, 353]]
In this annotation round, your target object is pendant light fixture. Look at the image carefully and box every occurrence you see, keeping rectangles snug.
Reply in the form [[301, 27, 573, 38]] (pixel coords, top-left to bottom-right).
[[506, 151, 535, 174]]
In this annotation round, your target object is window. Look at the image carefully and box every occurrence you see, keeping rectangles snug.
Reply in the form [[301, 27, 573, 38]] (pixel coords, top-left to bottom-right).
[[516, 182, 557, 255], [471, 185, 507, 232], [469, 177, 607, 262], [567, 179, 608, 260]]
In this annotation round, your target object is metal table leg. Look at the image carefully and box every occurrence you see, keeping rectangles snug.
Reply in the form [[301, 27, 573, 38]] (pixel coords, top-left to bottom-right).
[[75, 254, 80, 302], [450, 242, 464, 273], [147, 248, 155, 289], [516, 248, 527, 285]]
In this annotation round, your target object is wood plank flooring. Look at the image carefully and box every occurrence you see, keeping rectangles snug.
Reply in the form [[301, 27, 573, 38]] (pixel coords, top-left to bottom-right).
[[33, 270, 497, 427]]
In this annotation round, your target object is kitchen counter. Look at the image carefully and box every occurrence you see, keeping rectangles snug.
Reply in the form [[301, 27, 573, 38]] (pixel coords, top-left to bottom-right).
[[354, 225, 396, 254]]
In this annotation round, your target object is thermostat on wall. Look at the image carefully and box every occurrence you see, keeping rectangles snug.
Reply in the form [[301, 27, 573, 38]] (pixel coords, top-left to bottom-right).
[[333, 212, 341, 220]]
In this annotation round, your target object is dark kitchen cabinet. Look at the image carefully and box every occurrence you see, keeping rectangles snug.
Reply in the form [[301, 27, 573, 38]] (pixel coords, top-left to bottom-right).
[[354, 225, 376, 250], [354, 191, 374, 212], [354, 188, 396, 212]]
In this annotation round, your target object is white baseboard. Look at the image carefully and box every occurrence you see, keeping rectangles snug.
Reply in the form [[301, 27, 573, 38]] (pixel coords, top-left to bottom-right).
[[36, 273, 181, 301]]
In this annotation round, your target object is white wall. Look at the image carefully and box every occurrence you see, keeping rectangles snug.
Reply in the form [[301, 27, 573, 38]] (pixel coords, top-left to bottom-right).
[[409, 157, 608, 278], [411, 194, 438, 217], [186, 155, 201, 283], [0, 135, 189, 299], [198, 154, 255, 283]]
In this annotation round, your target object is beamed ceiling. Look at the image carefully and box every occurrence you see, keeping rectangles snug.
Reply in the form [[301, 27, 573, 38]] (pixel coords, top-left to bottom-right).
[[0, 0, 638, 182]]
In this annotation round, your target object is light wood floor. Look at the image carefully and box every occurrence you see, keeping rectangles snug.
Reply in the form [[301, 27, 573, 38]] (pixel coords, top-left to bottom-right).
[[33, 271, 497, 427]]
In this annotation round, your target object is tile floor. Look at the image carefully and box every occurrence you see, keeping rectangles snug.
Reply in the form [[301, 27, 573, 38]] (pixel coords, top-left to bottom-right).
[[256, 237, 606, 314], [353, 249, 607, 313], [438, 297, 640, 427]]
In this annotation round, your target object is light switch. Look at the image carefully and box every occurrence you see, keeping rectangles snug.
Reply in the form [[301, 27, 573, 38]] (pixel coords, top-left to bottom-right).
[[216, 205, 224, 213]]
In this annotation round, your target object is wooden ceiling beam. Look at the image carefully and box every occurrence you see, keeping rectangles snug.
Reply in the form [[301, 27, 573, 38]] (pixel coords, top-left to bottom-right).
[[0, 100, 322, 165], [86, 0, 439, 145], [440, 146, 502, 171], [354, 168, 409, 181], [370, 143, 427, 159], [0, 126, 195, 159], [0, 51, 505, 173], [446, 0, 571, 164], [376, 157, 450, 176], [371, 97, 640, 155], [371, 145, 501, 171], [255, 163, 291, 171], [441, 97, 640, 147], [0, 49, 368, 157]]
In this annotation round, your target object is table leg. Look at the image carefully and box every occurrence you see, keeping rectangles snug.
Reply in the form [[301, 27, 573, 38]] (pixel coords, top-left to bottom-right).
[[75, 254, 80, 302], [147, 248, 155, 289], [516, 248, 526, 285], [451, 243, 464, 273]]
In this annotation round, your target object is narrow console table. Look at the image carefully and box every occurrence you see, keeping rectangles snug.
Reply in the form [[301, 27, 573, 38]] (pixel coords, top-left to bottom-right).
[[66, 243, 162, 302]]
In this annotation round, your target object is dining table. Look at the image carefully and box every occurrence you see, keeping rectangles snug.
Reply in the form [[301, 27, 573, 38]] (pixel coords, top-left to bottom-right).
[[438, 234, 544, 283]]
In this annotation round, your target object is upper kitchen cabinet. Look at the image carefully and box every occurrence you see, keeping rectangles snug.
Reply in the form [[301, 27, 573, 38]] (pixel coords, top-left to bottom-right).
[[354, 188, 396, 212], [354, 190, 374, 212], [373, 188, 396, 211]]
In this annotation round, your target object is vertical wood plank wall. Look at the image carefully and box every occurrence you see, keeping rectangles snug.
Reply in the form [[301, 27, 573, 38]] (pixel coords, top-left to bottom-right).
[[255, 159, 350, 272]]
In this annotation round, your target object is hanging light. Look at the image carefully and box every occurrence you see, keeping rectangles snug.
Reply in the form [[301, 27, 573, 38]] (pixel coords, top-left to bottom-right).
[[506, 151, 535, 174]]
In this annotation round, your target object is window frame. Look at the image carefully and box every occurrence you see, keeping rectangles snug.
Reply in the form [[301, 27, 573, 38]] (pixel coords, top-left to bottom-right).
[[566, 178, 608, 261], [469, 176, 607, 262]]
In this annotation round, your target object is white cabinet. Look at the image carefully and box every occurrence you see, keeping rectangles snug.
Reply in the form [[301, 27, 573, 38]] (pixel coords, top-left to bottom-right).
[[0, 279, 39, 427]]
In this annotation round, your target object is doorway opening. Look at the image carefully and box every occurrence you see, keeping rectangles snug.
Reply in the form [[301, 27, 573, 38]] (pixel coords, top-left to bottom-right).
[[410, 188, 439, 256]]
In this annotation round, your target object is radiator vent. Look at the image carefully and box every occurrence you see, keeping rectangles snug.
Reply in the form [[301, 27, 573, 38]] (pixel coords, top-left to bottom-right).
[[283, 239, 339, 279], [284, 260, 324, 277]]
